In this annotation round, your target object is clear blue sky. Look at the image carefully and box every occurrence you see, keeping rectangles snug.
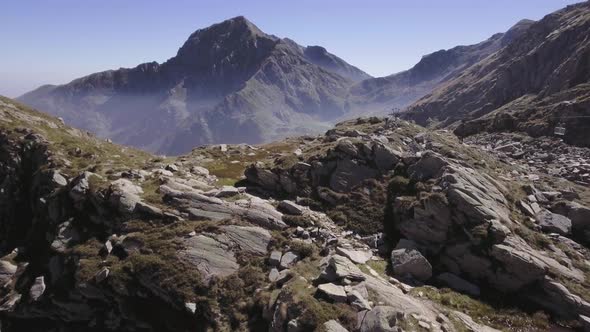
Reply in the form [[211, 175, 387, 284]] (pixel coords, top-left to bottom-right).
[[0, 0, 583, 97]]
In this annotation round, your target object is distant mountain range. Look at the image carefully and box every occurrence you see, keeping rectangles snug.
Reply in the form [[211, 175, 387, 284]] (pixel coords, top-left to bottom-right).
[[18, 3, 590, 153]]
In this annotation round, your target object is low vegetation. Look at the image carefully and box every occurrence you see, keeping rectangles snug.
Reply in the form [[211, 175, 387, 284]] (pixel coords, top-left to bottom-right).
[[410, 287, 552, 331]]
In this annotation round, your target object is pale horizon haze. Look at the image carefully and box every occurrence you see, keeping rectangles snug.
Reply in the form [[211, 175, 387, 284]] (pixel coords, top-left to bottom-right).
[[0, 0, 584, 98]]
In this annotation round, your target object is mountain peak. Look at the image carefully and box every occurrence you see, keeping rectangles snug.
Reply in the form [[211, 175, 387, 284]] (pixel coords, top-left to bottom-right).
[[170, 16, 278, 70], [186, 15, 270, 42]]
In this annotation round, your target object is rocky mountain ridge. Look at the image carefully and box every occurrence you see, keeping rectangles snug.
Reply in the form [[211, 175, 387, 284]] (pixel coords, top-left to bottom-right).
[[1, 95, 590, 331], [403, 2, 590, 147], [345, 19, 535, 117]]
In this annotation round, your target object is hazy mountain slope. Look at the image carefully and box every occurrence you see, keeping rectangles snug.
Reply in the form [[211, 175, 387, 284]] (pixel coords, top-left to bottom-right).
[[19, 16, 369, 155], [160, 40, 354, 154], [345, 19, 535, 117], [403, 2, 590, 146]]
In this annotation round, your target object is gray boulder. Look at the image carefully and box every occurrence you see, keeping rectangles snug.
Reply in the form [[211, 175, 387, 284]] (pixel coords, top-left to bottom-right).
[[321, 255, 365, 281], [269, 250, 282, 267], [552, 201, 590, 238], [109, 178, 143, 214], [535, 209, 572, 235], [408, 151, 448, 181], [347, 289, 372, 311], [219, 225, 271, 255], [336, 247, 372, 264], [69, 171, 95, 203], [390, 248, 432, 281], [279, 251, 299, 269], [360, 306, 399, 332], [317, 283, 348, 303], [442, 165, 511, 225], [179, 234, 239, 281], [373, 143, 400, 171], [51, 171, 68, 187]]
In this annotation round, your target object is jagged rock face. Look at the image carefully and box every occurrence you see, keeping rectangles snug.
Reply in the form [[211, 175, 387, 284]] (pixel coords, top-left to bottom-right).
[[18, 17, 370, 155], [405, 2, 590, 147]]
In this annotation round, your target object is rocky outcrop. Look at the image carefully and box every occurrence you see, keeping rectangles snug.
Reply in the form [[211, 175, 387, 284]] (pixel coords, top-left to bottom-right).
[[180, 234, 240, 280], [244, 115, 590, 329]]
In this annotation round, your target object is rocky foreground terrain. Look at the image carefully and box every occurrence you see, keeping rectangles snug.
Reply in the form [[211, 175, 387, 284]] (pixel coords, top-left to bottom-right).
[[1, 95, 590, 331]]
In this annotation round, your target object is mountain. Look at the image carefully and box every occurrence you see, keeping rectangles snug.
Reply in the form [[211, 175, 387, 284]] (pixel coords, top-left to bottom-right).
[[19, 16, 370, 155], [403, 2, 590, 147], [344, 19, 535, 117]]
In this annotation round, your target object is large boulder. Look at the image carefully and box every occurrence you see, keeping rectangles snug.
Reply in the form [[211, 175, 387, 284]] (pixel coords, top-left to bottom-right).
[[399, 193, 452, 245], [372, 143, 401, 171], [441, 165, 511, 225], [317, 283, 348, 303], [552, 201, 590, 240], [408, 151, 448, 181], [179, 234, 239, 281], [219, 225, 271, 255], [321, 255, 366, 282], [109, 178, 143, 214], [359, 306, 399, 332], [390, 248, 432, 281], [535, 209, 572, 235]]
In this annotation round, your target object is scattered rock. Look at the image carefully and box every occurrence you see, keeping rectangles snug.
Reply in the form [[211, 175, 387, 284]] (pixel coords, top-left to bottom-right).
[[317, 283, 348, 303], [165, 164, 179, 172], [279, 251, 299, 269], [269, 250, 282, 267], [321, 255, 365, 282], [347, 289, 372, 311], [336, 247, 372, 264]]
